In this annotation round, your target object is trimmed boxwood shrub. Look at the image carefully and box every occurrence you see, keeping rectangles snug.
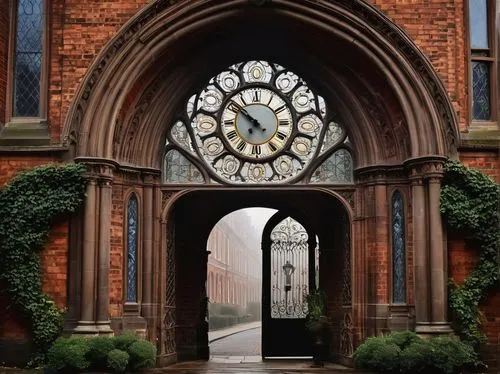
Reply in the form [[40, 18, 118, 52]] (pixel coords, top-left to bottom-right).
[[45, 334, 157, 373], [128, 340, 157, 371], [46, 337, 90, 373], [86, 336, 115, 370], [107, 349, 129, 373], [113, 332, 139, 351], [354, 332, 478, 374]]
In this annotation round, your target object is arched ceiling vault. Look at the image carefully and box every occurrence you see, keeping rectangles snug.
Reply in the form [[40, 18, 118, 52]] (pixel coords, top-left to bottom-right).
[[65, 0, 458, 171]]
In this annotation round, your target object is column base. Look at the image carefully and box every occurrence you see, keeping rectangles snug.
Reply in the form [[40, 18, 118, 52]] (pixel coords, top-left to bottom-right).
[[415, 322, 454, 337], [73, 321, 114, 336]]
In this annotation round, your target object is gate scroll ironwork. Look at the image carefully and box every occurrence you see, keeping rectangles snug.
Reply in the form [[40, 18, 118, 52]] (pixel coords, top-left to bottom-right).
[[270, 217, 309, 319]]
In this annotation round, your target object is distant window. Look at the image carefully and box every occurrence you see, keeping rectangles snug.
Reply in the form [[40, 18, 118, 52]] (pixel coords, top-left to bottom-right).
[[468, 0, 497, 122], [12, 0, 45, 117], [126, 194, 138, 303]]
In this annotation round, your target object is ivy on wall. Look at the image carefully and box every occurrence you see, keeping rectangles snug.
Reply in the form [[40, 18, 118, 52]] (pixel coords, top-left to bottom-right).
[[441, 160, 500, 347], [0, 163, 87, 354]]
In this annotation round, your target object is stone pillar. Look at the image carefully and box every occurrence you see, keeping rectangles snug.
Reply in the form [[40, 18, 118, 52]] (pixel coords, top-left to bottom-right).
[[141, 174, 154, 336], [428, 174, 452, 333], [75, 178, 98, 333], [96, 173, 113, 333], [411, 174, 431, 332]]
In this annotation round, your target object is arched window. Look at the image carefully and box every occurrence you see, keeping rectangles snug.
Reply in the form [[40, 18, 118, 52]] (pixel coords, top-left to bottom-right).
[[126, 194, 138, 303], [11, 0, 46, 118], [391, 191, 406, 304]]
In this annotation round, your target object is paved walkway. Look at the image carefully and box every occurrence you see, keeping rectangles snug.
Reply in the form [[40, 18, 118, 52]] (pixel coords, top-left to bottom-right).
[[208, 320, 262, 343]]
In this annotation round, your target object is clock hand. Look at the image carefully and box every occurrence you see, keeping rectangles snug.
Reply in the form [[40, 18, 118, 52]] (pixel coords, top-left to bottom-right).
[[230, 100, 262, 128]]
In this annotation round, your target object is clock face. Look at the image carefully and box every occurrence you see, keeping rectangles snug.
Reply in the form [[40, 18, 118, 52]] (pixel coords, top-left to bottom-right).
[[221, 88, 293, 159]]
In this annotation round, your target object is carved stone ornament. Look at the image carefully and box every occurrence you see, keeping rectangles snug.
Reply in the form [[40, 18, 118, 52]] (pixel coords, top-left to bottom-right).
[[338, 190, 355, 209], [161, 191, 177, 208]]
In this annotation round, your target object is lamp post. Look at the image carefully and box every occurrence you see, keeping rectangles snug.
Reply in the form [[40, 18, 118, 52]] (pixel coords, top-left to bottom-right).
[[282, 260, 295, 314]]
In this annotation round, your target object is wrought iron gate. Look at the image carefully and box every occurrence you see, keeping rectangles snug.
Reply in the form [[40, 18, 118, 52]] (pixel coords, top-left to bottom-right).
[[262, 216, 316, 357]]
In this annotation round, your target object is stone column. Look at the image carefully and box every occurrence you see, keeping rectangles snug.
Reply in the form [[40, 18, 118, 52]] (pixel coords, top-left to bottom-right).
[[141, 174, 154, 336], [427, 174, 452, 332], [74, 178, 98, 333], [411, 174, 431, 332], [96, 172, 113, 333]]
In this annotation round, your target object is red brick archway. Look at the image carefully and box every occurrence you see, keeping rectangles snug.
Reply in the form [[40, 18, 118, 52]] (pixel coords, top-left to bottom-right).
[[61, 0, 459, 367]]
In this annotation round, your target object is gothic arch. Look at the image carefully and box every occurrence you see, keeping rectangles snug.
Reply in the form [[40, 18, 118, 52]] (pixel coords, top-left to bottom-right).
[[64, 0, 459, 171]]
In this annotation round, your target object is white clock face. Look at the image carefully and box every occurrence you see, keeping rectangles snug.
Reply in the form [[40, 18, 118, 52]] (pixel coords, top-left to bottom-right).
[[221, 88, 293, 159]]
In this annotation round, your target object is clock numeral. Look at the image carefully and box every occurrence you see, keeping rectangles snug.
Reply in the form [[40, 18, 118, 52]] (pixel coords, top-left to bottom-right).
[[226, 130, 238, 141], [276, 131, 287, 141], [279, 119, 289, 127], [239, 93, 247, 106], [268, 141, 279, 153], [224, 119, 235, 127], [275, 105, 286, 114], [251, 145, 262, 156], [236, 140, 247, 152], [253, 90, 261, 103], [227, 101, 240, 113]]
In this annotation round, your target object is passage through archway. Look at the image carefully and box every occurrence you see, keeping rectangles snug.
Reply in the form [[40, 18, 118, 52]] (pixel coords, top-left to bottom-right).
[[160, 189, 352, 364]]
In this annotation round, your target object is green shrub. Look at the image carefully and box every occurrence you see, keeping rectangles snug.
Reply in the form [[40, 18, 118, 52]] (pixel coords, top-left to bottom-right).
[[219, 304, 241, 316], [107, 349, 129, 373], [127, 340, 157, 371], [46, 337, 90, 373], [354, 336, 401, 373], [209, 314, 238, 330], [113, 332, 139, 351], [354, 332, 479, 374], [386, 331, 420, 350], [86, 336, 115, 370]]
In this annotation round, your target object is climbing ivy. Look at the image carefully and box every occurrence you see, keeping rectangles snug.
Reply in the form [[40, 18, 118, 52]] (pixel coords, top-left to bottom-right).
[[440, 160, 500, 347], [0, 163, 87, 354]]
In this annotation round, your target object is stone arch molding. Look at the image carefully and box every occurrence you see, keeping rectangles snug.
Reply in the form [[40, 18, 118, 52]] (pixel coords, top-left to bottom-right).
[[64, 0, 459, 170]]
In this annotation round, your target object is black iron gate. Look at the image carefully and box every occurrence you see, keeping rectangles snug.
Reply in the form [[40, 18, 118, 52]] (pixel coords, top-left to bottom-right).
[[262, 215, 317, 357]]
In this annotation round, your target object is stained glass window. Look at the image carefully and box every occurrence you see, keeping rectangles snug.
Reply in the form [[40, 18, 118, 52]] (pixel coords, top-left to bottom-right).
[[13, 0, 44, 117], [469, 0, 489, 49], [163, 150, 204, 183], [472, 62, 490, 120], [310, 149, 353, 184], [127, 194, 138, 303], [392, 191, 406, 304]]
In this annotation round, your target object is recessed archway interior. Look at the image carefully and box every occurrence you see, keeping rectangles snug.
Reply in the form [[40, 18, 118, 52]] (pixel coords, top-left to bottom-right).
[[166, 189, 352, 361]]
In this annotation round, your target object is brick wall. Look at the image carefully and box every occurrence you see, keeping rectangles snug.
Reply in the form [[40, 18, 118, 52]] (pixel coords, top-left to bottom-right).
[[370, 0, 467, 132], [459, 151, 500, 182]]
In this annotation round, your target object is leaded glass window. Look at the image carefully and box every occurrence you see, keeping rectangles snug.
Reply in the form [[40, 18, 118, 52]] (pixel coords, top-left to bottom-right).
[[468, 0, 496, 122], [310, 149, 353, 184], [472, 61, 490, 120], [13, 0, 44, 117], [163, 149, 204, 183], [126, 194, 138, 303], [163, 60, 354, 185], [391, 191, 406, 304], [469, 0, 488, 49]]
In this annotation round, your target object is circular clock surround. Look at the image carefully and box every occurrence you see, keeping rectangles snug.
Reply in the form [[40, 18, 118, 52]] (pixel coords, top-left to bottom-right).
[[179, 60, 338, 184]]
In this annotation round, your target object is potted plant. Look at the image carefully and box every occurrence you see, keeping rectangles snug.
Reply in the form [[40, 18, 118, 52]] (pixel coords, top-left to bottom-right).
[[305, 289, 330, 367]]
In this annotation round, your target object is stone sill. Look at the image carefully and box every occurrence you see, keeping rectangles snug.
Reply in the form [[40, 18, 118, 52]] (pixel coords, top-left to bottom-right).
[[0, 119, 51, 146], [459, 129, 500, 151]]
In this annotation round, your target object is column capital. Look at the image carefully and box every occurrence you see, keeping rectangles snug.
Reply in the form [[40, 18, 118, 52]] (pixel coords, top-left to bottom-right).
[[404, 156, 446, 180]]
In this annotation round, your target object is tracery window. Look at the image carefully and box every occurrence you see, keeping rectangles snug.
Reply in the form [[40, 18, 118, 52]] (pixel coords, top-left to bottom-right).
[[10, 0, 47, 118], [468, 0, 497, 123], [391, 191, 406, 304], [126, 194, 138, 303], [163, 60, 354, 185]]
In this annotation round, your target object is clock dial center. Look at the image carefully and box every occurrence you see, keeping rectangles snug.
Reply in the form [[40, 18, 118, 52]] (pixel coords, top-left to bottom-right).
[[235, 104, 278, 145]]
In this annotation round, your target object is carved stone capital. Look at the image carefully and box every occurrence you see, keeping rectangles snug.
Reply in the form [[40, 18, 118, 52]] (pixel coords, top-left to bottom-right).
[[355, 165, 388, 185], [405, 156, 446, 181]]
